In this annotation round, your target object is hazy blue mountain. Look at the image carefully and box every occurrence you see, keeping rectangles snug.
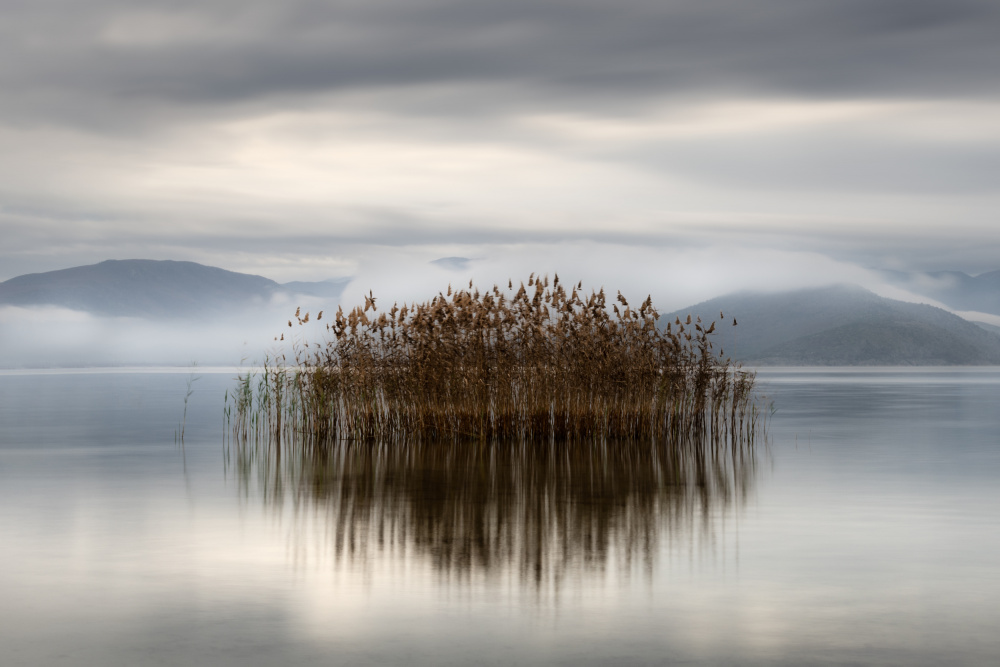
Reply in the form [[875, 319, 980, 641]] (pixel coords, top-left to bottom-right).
[[667, 285, 1000, 365], [880, 269, 1000, 316], [0, 259, 348, 319], [6, 261, 1000, 365]]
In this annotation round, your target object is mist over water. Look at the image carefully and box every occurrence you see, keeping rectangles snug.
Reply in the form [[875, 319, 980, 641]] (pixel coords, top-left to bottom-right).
[[3, 246, 961, 369], [0, 300, 306, 368]]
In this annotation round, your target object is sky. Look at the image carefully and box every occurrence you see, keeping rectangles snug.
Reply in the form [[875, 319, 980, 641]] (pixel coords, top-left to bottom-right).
[[3, 0, 1000, 292]]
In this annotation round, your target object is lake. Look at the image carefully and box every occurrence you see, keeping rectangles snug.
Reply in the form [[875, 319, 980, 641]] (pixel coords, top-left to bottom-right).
[[2, 367, 999, 666]]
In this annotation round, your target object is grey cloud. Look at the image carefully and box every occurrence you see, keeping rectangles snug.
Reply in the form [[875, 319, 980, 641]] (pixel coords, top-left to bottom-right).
[[4, 0, 1000, 284], [616, 131, 1000, 194], [3, 0, 1000, 129]]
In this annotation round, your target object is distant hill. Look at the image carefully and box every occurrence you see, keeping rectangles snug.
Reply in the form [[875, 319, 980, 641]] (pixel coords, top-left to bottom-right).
[[6, 261, 1000, 366], [0, 259, 349, 319], [880, 269, 1000, 316], [668, 285, 1000, 366]]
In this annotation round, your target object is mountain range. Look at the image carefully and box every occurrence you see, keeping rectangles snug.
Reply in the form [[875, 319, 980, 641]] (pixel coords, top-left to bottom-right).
[[0, 259, 347, 319], [2, 259, 999, 365], [667, 285, 1000, 366]]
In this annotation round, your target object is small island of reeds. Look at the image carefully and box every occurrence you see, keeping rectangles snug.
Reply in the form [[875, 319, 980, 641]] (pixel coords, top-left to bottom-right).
[[228, 274, 765, 447]]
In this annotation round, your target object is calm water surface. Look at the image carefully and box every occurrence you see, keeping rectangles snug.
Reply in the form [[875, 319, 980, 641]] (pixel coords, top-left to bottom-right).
[[1, 367, 999, 666]]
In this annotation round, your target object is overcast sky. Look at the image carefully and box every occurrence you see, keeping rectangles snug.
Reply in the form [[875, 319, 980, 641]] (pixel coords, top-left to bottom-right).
[[3, 0, 1000, 286]]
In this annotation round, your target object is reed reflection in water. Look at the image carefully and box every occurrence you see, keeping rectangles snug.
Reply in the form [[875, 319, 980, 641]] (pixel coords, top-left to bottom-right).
[[228, 435, 760, 589]]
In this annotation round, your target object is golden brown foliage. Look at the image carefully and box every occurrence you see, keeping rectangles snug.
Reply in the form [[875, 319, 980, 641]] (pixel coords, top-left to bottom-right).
[[228, 275, 763, 446]]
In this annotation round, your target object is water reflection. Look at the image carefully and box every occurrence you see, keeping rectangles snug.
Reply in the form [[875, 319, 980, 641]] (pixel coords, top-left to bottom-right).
[[229, 437, 759, 587]]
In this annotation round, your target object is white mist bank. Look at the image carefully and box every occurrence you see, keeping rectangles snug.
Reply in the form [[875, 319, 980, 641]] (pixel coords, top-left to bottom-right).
[[338, 243, 899, 313], [3, 244, 987, 369], [0, 305, 302, 369]]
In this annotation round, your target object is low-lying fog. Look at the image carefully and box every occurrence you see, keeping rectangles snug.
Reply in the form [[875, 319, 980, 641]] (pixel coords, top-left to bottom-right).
[[1, 244, 991, 368], [0, 305, 295, 369]]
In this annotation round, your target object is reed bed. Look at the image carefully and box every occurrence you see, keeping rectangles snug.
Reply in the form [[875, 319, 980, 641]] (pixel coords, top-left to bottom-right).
[[227, 274, 765, 448]]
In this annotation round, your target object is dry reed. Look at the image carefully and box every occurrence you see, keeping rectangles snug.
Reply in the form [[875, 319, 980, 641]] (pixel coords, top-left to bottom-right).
[[227, 274, 765, 448]]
